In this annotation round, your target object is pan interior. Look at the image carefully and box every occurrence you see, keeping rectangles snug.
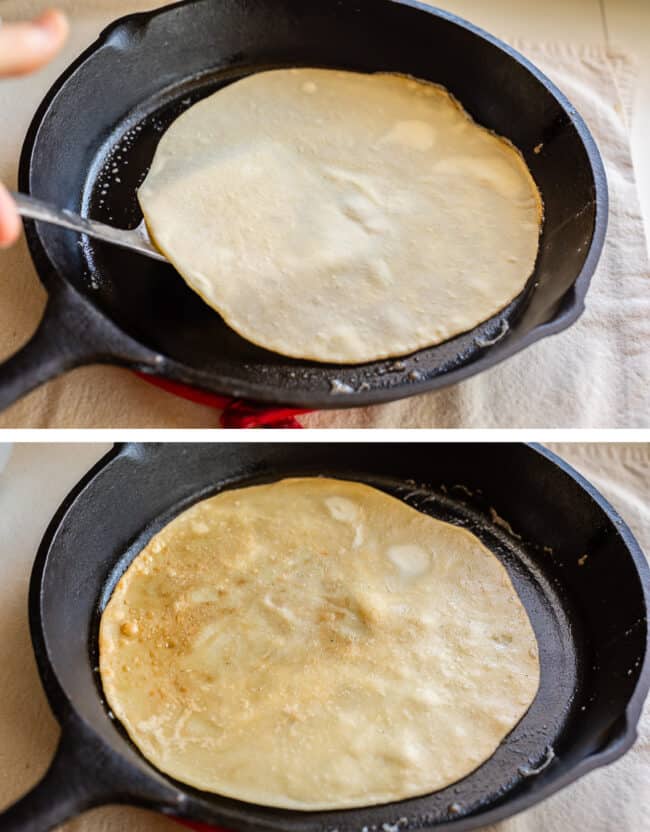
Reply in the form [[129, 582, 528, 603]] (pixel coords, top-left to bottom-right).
[[79, 65, 535, 394], [92, 471, 580, 827]]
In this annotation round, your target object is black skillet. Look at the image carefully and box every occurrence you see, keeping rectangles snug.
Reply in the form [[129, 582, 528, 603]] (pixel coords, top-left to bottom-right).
[[0, 0, 607, 413], [1, 442, 648, 832]]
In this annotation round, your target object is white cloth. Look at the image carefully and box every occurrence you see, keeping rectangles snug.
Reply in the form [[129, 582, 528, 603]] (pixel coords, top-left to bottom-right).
[[0, 443, 648, 832], [0, 3, 648, 427]]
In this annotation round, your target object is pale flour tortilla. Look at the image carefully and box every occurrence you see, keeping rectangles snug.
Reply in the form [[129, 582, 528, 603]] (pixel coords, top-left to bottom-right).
[[99, 477, 540, 810], [138, 69, 542, 364]]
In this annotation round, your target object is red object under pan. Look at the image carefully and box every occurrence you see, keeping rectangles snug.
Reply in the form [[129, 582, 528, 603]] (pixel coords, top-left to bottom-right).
[[137, 374, 311, 428]]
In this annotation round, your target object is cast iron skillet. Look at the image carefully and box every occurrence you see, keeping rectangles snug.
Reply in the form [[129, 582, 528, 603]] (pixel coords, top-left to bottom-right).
[[0, 443, 648, 832], [0, 0, 607, 413]]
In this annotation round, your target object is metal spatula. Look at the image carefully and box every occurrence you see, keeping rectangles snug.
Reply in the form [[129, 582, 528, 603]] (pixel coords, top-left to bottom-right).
[[13, 191, 167, 263]]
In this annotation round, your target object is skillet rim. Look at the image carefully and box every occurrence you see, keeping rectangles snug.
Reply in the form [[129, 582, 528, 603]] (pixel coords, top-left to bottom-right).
[[17, 0, 609, 410], [24, 441, 650, 831]]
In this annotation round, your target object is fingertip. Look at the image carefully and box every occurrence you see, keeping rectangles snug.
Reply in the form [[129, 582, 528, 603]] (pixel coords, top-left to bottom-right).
[[35, 9, 70, 44], [0, 9, 69, 77], [0, 188, 22, 248], [0, 226, 22, 249]]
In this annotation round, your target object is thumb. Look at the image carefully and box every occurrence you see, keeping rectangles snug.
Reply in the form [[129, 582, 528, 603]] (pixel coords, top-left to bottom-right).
[[0, 9, 69, 77]]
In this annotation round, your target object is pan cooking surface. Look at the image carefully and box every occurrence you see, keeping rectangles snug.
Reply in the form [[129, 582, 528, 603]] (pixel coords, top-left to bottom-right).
[[79, 65, 532, 398], [92, 470, 580, 827]]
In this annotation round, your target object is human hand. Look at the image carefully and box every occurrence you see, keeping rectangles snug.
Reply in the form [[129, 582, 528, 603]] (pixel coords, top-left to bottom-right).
[[0, 9, 68, 248]]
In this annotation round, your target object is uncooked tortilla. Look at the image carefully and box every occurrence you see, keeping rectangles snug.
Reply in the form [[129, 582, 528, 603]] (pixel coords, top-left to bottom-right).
[[99, 478, 540, 810], [138, 69, 542, 363]]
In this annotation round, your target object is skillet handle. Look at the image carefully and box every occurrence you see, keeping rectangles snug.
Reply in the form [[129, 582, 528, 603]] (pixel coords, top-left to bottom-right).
[[0, 725, 114, 832], [0, 291, 100, 413], [0, 286, 156, 414]]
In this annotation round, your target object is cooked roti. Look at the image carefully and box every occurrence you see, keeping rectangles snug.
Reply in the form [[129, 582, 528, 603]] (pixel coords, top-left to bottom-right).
[[138, 69, 542, 363], [99, 478, 540, 810]]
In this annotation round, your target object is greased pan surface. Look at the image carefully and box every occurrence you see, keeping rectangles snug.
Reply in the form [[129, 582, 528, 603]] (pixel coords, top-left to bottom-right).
[[1, 443, 647, 832], [0, 0, 607, 412]]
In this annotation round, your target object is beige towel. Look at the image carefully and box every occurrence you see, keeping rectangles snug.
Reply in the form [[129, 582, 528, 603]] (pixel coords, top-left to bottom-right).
[[0, 2, 648, 427], [0, 442, 647, 831]]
